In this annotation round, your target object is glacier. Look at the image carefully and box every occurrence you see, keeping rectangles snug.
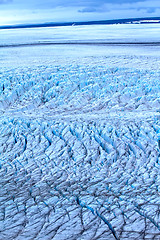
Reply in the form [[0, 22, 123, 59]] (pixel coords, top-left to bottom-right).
[[0, 24, 160, 240]]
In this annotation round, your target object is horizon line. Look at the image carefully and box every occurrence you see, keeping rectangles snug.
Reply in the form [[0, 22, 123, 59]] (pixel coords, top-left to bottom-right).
[[1, 42, 160, 48], [1, 17, 160, 30]]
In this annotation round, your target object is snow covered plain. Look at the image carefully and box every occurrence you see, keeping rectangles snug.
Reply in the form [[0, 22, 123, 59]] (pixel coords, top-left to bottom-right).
[[1, 24, 160, 240]]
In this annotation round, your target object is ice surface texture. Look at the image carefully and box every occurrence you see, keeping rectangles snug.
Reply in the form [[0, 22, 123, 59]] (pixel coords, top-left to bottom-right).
[[1, 64, 160, 239], [1, 62, 160, 120], [1, 25, 160, 240], [1, 116, 160, 240]]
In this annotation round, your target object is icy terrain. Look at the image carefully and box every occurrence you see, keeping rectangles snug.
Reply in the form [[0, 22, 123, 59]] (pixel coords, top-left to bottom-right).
[[1, 25, 160, 240], [1, 23, 160, 46]]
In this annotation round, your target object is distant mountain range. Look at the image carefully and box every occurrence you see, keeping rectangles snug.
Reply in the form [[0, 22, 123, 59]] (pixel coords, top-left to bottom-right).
[[1, 17, 160, 30]]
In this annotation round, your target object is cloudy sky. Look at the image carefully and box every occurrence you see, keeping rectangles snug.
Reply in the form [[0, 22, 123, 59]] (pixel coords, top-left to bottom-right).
[[0, 0, 160, 25]]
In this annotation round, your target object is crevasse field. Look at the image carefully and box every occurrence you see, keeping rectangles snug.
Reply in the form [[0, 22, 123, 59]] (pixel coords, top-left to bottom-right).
[[1, 24, 160, 240]]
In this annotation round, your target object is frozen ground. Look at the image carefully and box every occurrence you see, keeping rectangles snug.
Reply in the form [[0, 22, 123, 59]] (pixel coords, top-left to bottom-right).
[[1, 25, 160, 240], [1, 24, 160, 46]]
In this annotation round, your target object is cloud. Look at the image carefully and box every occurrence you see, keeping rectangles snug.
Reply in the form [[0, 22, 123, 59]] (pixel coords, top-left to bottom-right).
[[0, 0, 12, 3], [35, 0, 146, 9], [147, 7, 156, 13], [78, 7, 98, 13], [137, 6, 158, 13], [77, 0, 160, 14], [78, 7, 108, 13], [0, 0, 160, 25]]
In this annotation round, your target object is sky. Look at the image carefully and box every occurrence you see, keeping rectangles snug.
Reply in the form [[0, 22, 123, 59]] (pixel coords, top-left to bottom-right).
[[0, 0, 160, 26]]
